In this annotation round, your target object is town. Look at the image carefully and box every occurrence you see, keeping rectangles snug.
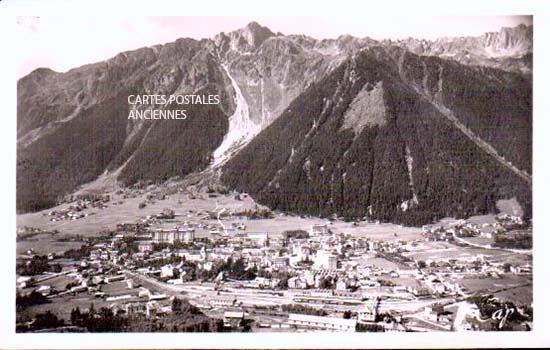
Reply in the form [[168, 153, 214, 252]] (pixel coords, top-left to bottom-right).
[[16, 187, 533, 333]]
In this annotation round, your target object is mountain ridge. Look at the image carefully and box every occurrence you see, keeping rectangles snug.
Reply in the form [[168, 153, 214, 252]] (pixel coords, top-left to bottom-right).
[[220, 47, 531, 225], [17, 22, 532, 225]]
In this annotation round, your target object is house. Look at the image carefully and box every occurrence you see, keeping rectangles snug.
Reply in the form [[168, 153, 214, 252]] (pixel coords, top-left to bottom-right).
[[146, 301, 160, 317], [106, 294, 133, 302], [223, 311, 245, 328], [17, 276, 33, 289], [408, 284, 431, 297], [70, 285, 88, 293], [430, 282, 446, 295], [292, 244, 312, 260], [511, 264, 532, 274], [125, 302, 148, 316], [357, 297, 380, 323]]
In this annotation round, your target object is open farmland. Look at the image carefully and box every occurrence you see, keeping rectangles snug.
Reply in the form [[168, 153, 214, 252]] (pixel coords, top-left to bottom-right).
[[17, 239, 85, 256]]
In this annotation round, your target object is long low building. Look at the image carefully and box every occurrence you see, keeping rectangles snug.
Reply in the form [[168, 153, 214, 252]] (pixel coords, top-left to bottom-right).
[[287, 313, 357, 332], [152, 228, 194, 244]]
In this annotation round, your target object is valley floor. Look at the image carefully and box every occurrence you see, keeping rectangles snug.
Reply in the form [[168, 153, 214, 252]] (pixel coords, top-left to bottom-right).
[[16, 184, 532, 333]]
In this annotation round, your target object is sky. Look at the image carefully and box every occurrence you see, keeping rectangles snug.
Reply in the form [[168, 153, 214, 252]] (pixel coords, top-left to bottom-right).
[[16, 16, 533, 78]]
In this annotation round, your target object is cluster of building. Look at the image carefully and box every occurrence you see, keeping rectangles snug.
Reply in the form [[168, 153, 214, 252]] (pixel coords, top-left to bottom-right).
[[422, 215, 527, 241], [46, 197, 110, 221], [17, 202, 533, 332]]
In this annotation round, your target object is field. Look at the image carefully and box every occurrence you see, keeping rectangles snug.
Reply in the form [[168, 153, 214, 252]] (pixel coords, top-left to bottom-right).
[[460, 237, 494, 246], [37, 274, 75, 292], [402, 239, 531, 266], [493, 285, 533, 306], [17, 239, 85, 256], [459, 274, 532, 306], [360, 257, 400, 271], [17, 187, 424, 243]]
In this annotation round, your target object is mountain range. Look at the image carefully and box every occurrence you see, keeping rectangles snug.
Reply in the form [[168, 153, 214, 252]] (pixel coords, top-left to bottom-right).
[[17, 22, 532, 225]]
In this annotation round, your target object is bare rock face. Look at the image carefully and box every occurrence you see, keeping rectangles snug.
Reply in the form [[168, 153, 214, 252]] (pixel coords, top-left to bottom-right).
[[214, 23, 333, 128], [17, 22, 532, 223], [340, 81, 387, 134]]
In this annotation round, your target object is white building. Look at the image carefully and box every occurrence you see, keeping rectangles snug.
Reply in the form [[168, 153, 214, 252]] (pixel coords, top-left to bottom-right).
[[152, 228, 195, 244], [36, 285, 51, 296], [315, 250, 338, 270], [368, 241, 380, 251], [210, 295, 237, 308], [160, 264, 176, 278], [223, 311, 245, 328], [288, 313, 356, 331], [246, 232, 270, 247]]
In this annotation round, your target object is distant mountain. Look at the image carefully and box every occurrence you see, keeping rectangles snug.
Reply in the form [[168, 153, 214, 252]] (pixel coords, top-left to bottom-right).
[[387, 24, 532, 74], [17, 22, 532, 224]]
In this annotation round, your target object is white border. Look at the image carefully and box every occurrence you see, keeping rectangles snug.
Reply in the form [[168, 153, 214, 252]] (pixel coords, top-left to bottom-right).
[[1, 0, 549, 348]]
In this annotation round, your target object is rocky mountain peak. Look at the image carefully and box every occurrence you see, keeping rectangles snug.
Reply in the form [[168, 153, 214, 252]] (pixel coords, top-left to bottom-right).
[[482, 24, 533, 54], [241, 21, 276, 46], [387, 24, 532, 74], [215, 21, 276, 53]]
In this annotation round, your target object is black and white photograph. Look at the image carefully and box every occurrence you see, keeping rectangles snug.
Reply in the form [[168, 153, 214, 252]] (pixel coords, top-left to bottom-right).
[[2, 0, 550, 348]]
